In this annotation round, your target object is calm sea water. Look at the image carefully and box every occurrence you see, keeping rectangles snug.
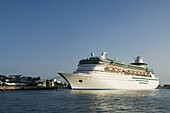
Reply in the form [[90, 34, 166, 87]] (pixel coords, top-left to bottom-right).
[[0, 89, 170, 113]]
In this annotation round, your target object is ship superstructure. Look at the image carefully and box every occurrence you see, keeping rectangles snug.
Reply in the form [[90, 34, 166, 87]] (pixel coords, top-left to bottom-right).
[[58, 52, 159, 90]]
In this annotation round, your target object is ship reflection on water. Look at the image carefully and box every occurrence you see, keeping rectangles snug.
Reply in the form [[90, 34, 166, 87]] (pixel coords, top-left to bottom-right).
[[70, 89, 158, 97], [68, 90, 161, 112]]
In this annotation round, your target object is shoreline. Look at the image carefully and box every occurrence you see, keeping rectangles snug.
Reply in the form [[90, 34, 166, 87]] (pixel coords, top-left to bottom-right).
[[0, 86, 57, 91], [0, 85, 169, 91]]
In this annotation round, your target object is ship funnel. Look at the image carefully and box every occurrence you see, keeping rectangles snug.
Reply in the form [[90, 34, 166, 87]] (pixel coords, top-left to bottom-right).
[[135, 56, 144, 63], [114, 58, 117, 61], [101, 52, 107, 59], [90, 52, 94, 57], [131, 56, 147, 66]]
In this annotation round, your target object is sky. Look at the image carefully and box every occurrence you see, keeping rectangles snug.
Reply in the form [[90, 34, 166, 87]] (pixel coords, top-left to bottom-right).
[[0, 0, 170, 84]]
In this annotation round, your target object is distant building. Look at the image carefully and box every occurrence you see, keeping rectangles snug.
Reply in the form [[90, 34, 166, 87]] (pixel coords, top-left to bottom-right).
[[0, 75, 7, 81], [0, 75, 7, 86], [0, 74, 69, 88], [43, 79, 69, 88], [0, 80, 2, 86], [37, 80, 46, 87], [163, 84, 170, 89], [4, 75, 41, 86]]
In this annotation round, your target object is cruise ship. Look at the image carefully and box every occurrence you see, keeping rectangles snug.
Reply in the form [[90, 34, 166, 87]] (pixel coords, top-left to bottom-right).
[[58, 52, 159, 90]]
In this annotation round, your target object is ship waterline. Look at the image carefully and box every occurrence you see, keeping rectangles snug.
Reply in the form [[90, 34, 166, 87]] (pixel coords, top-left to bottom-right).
[[58, 52, 159, 90]]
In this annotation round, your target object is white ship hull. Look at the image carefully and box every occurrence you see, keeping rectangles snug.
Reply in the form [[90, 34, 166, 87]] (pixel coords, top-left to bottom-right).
[[58, 72, 159, 90]]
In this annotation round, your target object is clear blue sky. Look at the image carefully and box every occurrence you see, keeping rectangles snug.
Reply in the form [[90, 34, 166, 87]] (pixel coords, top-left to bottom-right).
[[1, 0, 170, 84]]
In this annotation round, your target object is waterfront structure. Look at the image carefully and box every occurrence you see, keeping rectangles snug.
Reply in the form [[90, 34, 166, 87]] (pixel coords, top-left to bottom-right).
[[44, 79, 68, 88], [0, 80, 2, 86], [58, 52, 159, 90], [158, 84, 170, 89], [0, 74, 70, 91], [1, 75, 40, 86]]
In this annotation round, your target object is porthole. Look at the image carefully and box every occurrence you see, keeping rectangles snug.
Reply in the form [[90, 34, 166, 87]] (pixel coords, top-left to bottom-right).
[[79, 80, 83, 83]]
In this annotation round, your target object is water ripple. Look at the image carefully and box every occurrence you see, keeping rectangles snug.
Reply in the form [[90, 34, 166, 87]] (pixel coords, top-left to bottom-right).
[[0, 89, 170, 113]]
